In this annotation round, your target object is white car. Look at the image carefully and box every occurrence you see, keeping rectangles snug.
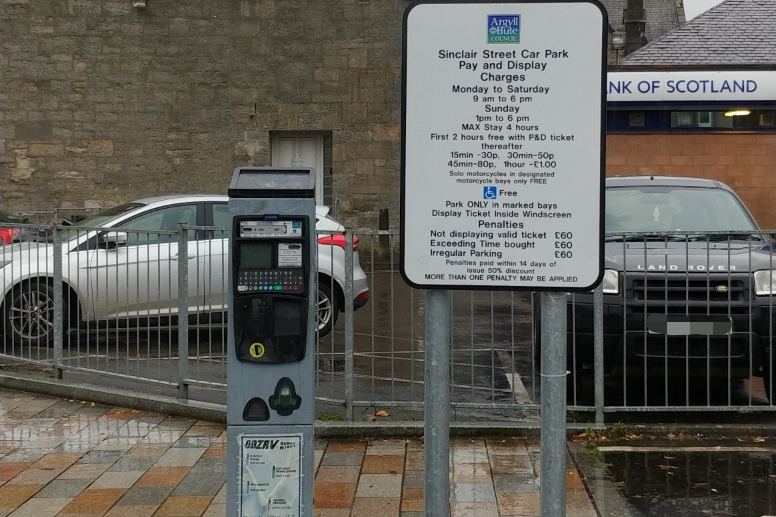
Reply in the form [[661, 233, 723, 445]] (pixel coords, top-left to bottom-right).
[[0, 195, 370, 347]]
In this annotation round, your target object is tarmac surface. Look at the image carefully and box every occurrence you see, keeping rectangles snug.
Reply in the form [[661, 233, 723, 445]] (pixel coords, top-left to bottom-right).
[[1, 389, 597, 517]]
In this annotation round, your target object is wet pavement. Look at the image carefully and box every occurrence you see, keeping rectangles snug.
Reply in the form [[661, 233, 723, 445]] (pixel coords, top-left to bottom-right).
[[604, 448, 776, 516], [0, 389, 601, 517], [569, 435, 776, 517]]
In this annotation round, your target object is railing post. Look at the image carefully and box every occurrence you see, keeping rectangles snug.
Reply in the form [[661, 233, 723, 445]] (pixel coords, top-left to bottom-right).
[[52, 224, 63, 380], [593, 284, 604, 425], [177, 224, 189, 400], [344, 230, 355, 421]]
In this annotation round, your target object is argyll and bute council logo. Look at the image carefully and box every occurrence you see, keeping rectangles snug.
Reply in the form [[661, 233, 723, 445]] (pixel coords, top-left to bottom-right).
[[487, 15, 521, 44]]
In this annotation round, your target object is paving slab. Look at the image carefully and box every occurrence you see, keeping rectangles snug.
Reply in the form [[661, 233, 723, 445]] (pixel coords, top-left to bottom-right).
[[0, 389, 602, 517]]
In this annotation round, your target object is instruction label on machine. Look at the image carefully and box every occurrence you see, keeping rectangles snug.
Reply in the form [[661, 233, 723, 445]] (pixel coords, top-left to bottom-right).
[[400, 1, 607, 292], [239, 434, 302, 517], [278, 243, 303, 267]]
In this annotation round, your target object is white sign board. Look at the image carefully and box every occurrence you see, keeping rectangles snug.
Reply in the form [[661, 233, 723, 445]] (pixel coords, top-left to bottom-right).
[[401, 0, 607, 291], [239, 434, 302, 517], [607, 71, 776, 103]]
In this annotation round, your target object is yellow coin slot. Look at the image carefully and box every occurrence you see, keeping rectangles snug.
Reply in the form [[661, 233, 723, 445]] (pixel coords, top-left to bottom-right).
[[249, 342, 265, 359]]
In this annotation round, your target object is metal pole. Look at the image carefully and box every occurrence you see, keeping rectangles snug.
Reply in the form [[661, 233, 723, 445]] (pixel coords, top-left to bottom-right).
[[344, 230, 355, 421], [52, 224, 63, 380], [425, 289, 451, 517], [593, 284, 604, 425], [177, 224, 189, 400], [540, 292, 568, 517]]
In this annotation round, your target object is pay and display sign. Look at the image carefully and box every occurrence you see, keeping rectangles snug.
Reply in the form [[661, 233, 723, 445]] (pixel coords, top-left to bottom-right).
[[400, 0, 607, 292]]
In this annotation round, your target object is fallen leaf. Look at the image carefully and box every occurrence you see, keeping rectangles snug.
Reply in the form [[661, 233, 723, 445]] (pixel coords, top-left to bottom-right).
[[667, 433, 677, 440], [769, 475, 776, 478], [375, 410, 390, 418], [736, 437, 745, 442], [753, 437, 766, 443], [702, 510, 712, 514], [711, 488, 718, 493], [633, 494, 643, 499], [90, 402, 95, 406], [664, 456, 676, 460], [658, 465, 679, 470], [362, 415, 377, 422]]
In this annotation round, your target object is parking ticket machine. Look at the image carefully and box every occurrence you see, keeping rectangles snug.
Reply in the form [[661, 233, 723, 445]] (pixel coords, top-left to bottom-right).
[[226, 167, 316, 517]]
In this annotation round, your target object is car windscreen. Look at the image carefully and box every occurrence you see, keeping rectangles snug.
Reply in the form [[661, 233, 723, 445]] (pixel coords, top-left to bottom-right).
[[0, 210, 26, 224], [605, 187, 757, 234], [54, 203, 146, 241]]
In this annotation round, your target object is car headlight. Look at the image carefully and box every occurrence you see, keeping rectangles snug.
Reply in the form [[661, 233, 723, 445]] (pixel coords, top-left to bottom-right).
[[753, 270, 776, 296], [602, 269, 619, 294]]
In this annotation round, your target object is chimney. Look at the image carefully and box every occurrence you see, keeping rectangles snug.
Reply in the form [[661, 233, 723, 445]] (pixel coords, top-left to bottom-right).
[[622, 0, 648, 55]]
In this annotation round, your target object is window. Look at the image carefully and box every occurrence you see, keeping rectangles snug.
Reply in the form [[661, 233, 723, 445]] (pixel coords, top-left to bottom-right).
[[119, 204, 198, 245], [211, 203, 229, 239], [628, 112, 645, 127], [670, 111, 733, 128], [608, 108, 776, 132]]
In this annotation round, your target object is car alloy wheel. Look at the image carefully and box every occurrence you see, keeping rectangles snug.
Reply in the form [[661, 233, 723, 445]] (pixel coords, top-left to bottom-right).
[[317, 289, 333, 332], [8, 288, 55, 346]]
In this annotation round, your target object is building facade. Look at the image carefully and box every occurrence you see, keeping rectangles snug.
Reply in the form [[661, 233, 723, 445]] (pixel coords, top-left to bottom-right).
[[606, 0, 776, 227], [1, 0, 682, 227]]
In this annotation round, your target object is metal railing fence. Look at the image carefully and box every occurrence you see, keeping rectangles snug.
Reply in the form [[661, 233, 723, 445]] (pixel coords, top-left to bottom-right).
[[0, 222, 775, 423]]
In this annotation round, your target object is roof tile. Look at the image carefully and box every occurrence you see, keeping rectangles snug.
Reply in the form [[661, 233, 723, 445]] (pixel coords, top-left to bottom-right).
[[620, 0, 776, 65]]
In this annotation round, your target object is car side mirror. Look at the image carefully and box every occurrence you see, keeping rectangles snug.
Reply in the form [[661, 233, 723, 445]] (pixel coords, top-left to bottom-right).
[[102, 231, 128, 249]]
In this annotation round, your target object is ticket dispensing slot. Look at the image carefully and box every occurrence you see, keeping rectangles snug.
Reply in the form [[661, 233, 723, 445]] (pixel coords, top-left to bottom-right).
[[233, 216, 310, 364]]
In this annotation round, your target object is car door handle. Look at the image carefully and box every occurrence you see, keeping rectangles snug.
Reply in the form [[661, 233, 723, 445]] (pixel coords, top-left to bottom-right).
[[171, 254, 195, 261]]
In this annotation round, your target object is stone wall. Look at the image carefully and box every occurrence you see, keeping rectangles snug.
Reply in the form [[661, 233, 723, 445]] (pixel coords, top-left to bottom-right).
[[1, 0, 407, 228], [606, 133, 776, 228]]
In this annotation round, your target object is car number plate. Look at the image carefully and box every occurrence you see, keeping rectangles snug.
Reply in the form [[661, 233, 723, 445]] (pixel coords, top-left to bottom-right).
[[646, 315, 732, 336]]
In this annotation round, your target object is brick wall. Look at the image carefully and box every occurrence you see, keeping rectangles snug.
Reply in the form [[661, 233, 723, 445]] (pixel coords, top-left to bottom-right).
[[606, 133, 776, 229], [0, 0, 407, 228]]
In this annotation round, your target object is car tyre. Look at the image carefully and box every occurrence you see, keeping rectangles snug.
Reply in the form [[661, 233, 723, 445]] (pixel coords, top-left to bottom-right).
[[316, 282, 338, 338], [5, 280, 62, 348]]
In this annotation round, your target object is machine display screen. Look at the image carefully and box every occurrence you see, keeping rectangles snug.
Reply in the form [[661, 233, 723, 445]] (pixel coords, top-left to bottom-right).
[[240, 242, 273, 268]]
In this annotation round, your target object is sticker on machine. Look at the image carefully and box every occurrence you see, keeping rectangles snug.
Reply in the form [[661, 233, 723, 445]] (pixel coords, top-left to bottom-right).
[[278, 243, 303, 267], [238, 434, 302, 517]]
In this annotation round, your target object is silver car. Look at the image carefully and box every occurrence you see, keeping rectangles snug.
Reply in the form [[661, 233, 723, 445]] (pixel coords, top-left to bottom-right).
[[0, 195, 370, 347]]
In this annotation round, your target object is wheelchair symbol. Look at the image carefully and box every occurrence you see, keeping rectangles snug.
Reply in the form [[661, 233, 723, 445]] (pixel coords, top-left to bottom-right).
[[483, 186, 498, 200]]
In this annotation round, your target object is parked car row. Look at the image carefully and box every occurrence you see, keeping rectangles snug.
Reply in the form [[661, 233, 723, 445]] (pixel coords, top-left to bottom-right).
[[3, 177, 776, 405], [0, 196, 370, 345]]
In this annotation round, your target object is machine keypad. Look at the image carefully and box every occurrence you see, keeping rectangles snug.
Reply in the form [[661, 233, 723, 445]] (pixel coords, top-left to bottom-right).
[[237, 269, 305, 292]]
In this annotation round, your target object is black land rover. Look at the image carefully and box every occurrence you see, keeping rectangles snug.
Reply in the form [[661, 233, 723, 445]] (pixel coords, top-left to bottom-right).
[[536, 176, 776, 404]]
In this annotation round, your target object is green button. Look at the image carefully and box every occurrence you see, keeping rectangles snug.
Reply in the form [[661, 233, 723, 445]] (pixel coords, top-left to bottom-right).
[[274, 286, 282, 290]]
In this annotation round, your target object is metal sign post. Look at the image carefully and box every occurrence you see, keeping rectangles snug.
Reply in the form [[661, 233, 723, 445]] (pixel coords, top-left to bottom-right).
[[401, 1, 607, 516]]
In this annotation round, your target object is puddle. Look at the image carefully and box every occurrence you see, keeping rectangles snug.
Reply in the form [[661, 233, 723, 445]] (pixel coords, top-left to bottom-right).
[[605, 450, 776, 517]]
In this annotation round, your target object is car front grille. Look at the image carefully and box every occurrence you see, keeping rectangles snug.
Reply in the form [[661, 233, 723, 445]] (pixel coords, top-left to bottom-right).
[[629, 274, 750, 303]]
